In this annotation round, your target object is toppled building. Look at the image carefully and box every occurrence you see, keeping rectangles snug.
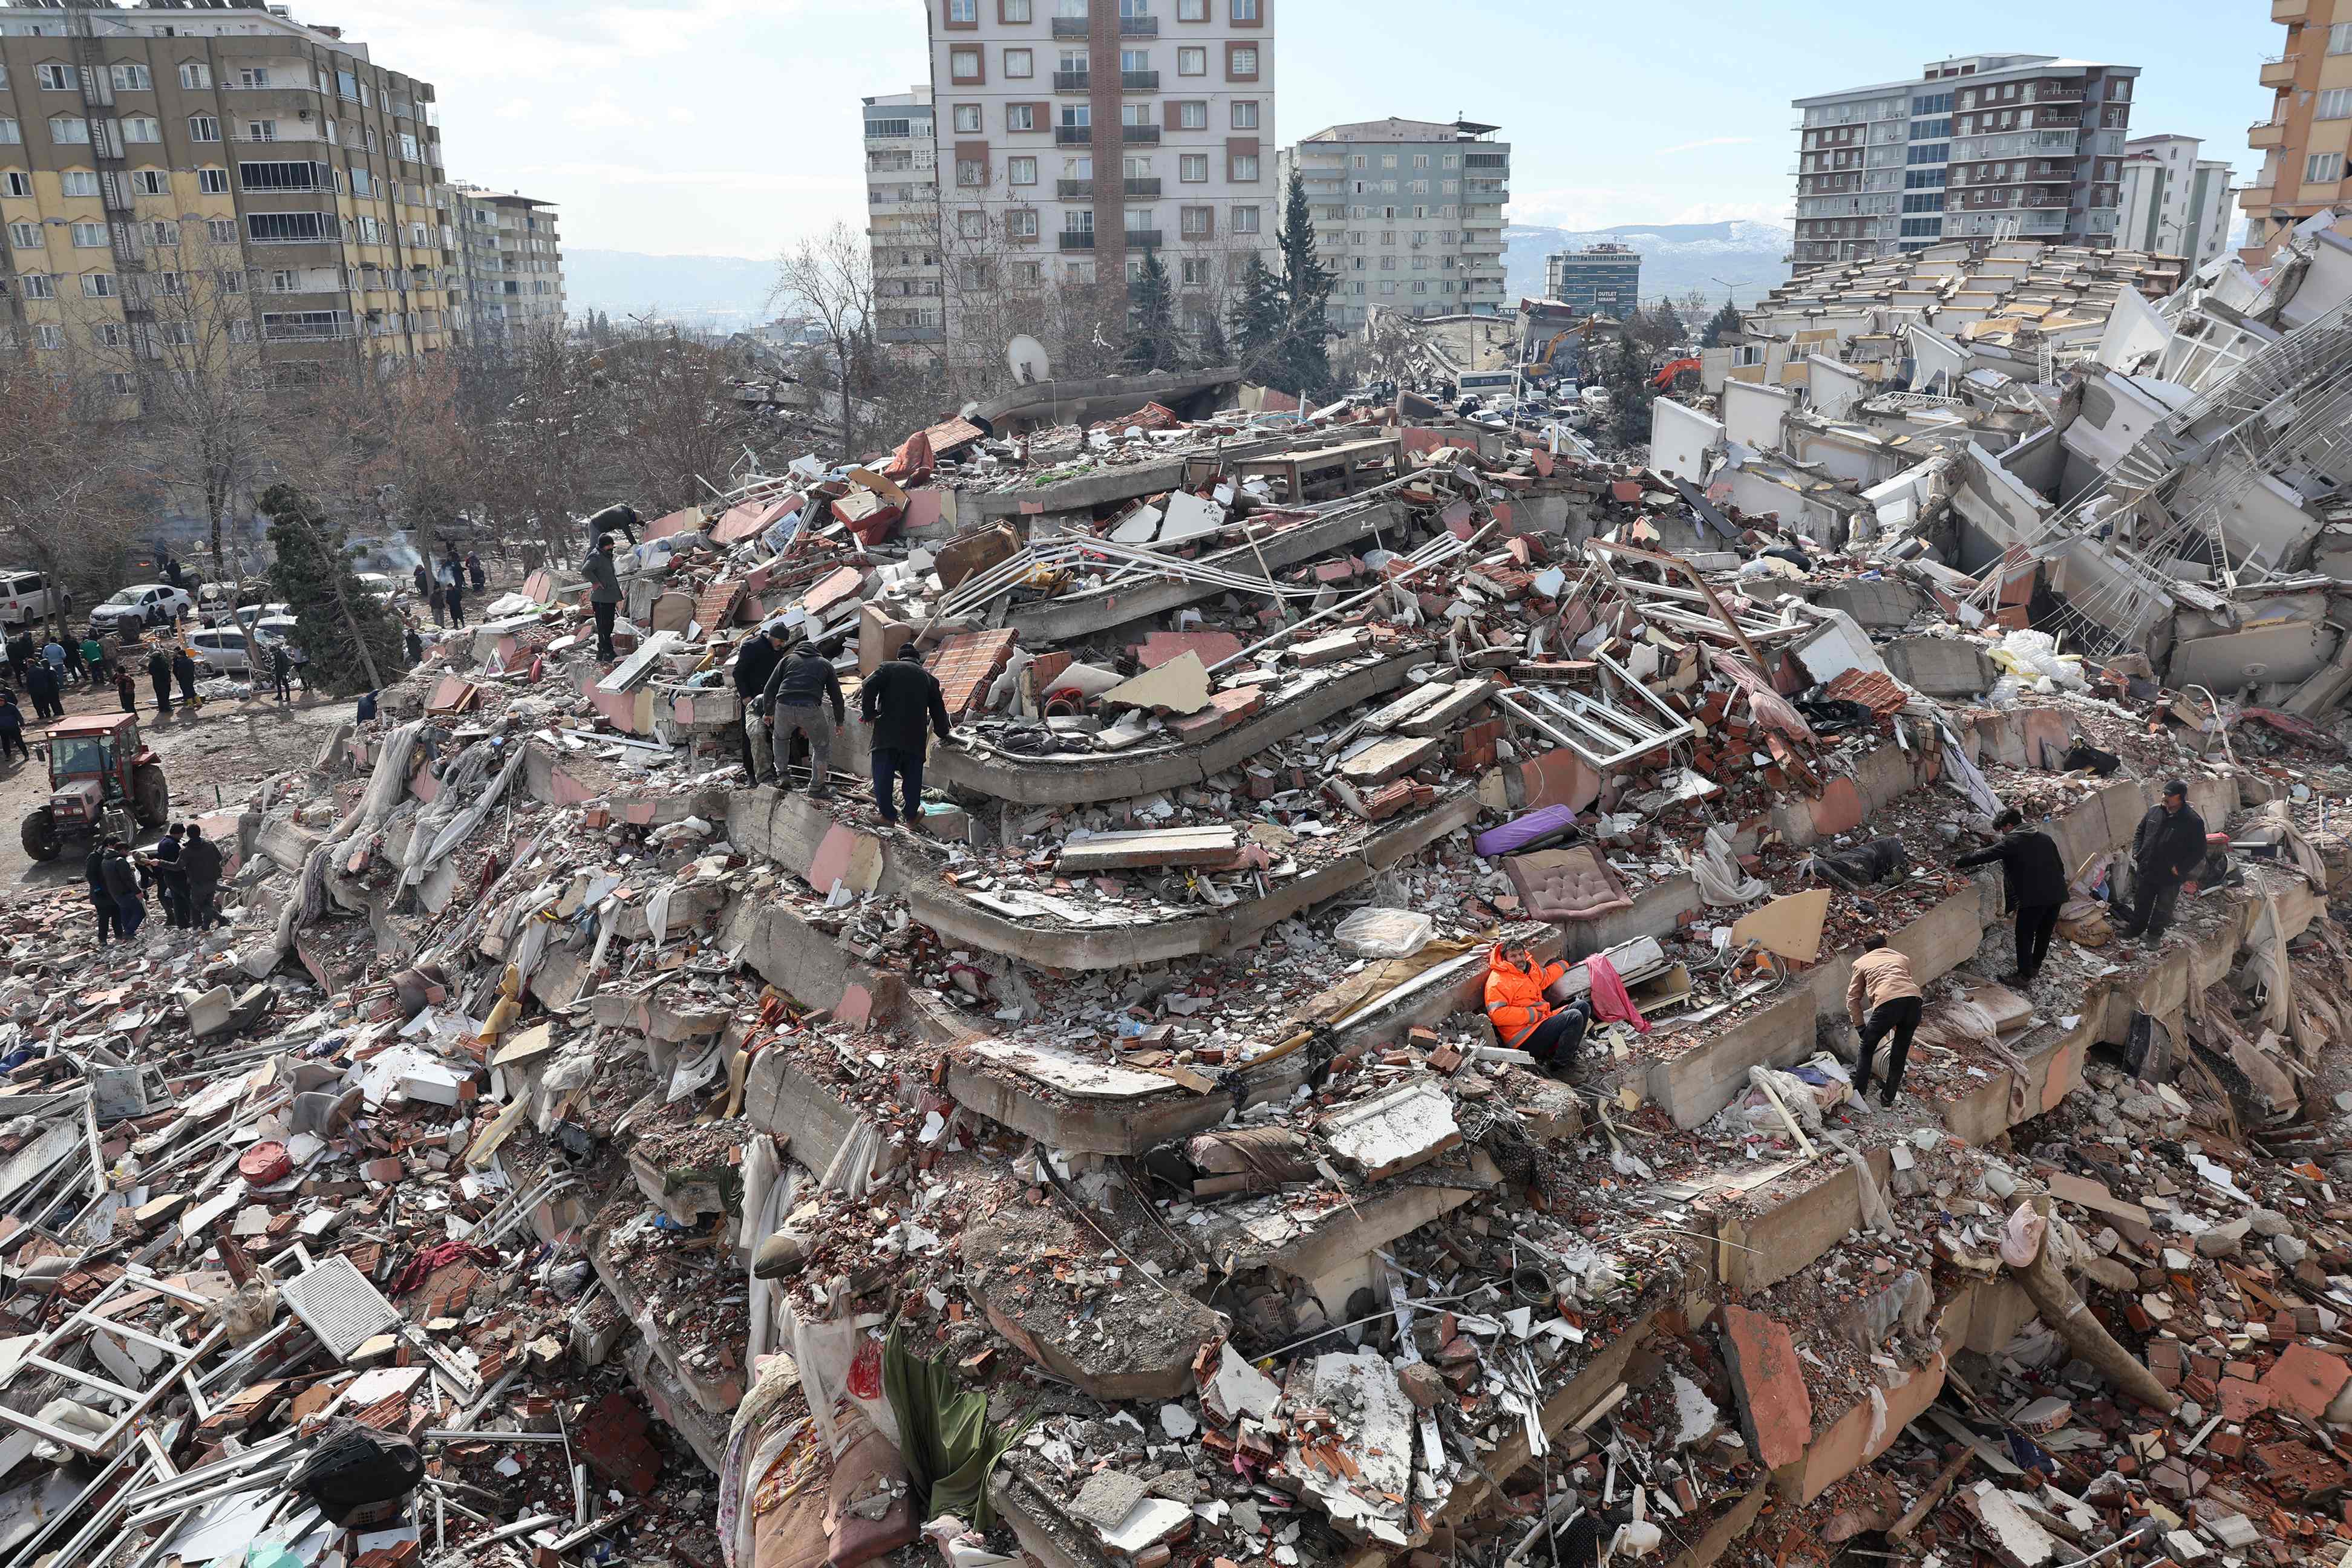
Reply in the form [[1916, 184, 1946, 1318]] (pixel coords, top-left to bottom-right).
[[4, 348, 2352, 1568]]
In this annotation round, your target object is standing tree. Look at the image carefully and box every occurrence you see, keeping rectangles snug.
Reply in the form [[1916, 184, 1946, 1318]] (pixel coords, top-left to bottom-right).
[[1124, 247, 1182, 373], [1700, 299, 1743, 350], [1604, 333, 1656, 452], [1648, 299, 1688, 347], [599, 324, 771, 514], [0, 358, 145, 598], [1228, 253, 1289, 383], [771, 221, 873, 456], [1274, 169, 1336, 397], [260, 484, 403, 695]]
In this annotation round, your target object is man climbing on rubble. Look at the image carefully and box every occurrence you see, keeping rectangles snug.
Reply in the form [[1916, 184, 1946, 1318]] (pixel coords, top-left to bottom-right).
[[1483, 944, 1588, 1073], [2115, 780, 2206, 946], [732, 621, 791, 783], [1844, 933, 1922, 1109], [181, 823, 223, 930], [1953, 806, 2068, 985], [860, 641, 955, 829], [758, 636, 844, 799], [584, 532, 623, 664]]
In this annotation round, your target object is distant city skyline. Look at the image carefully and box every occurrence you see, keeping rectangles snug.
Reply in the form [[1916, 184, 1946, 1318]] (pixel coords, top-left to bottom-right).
[[322, 0, 2272, 263]]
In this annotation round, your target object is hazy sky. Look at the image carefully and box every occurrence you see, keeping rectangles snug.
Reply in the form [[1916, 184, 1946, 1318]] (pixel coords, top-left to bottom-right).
[[324, 0, 2279, 260]]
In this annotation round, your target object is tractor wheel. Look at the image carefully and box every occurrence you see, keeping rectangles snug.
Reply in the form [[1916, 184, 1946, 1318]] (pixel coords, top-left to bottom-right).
[[20, 808, 59, 863], [132, 763, 169, 828]]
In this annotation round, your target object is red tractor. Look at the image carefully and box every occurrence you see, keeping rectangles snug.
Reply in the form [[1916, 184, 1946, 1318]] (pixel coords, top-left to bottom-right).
[[21, 713, 168, 863]]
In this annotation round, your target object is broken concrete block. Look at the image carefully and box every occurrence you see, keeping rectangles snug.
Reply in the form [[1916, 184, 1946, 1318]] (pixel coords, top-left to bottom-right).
[[1719, 1302, 1812, 1471], [1100, 652, 1214, 717], [1322, 1082, 1461, 1181]]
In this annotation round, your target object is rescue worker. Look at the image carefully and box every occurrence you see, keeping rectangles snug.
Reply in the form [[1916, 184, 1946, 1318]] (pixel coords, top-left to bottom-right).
[[2115, 780, 2207, 944], [756, 636, 844, 798], [732, 621, 791, 783], [1483, 944, 1586, 1071], [858, 642, 955, 830], [583, 532, 622, 662], [1953, 806, 2068, 984], [1844, 933, 1923, 1108], [143, 822, 188, 928]]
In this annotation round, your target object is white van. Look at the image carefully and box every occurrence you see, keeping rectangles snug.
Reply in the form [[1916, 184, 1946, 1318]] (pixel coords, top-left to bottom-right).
[[0, 570, 68, 627], [185, 625, 256, 675]]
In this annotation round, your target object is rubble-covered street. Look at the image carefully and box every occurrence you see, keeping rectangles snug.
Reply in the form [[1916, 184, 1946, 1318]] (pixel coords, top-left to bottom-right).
[[13, 218, 2352, 1568]]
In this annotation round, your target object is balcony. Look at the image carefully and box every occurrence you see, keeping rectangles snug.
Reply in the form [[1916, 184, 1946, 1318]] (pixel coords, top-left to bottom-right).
[[1056, 125, 1093, 145], [2261, 53, 2300, 88], [2251, 118, 2287, 149], [1124, 176, 1160, 197], [1119, 16, 1157, 34], [1121, 123, 1160, 143], [1059, 230, 1096, 249], [1122, 70, 1158, 90], [2241, 180, 2278, 208], [1053, 68, 1090, 91], [877, 324, 947, 344], [1057, 178, 1095, 199], [2276, 0, 2310, 18], [1052, 16, 1089, 35], [1123, 228, 1162, 247]]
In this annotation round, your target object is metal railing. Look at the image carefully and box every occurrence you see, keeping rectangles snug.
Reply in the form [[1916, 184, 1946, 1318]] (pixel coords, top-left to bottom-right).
[[1053, 68, 1089, 90], [1123, 227, 1162, 247], [1057, 230, 1096, 249], [1055, 125, 1092, 145], [1121, 124, 1159, 143], [1057, 178, 1094, 199], [1119, 16, 1157, 34], [1121, 70, 1158, 90], [1051, 16, 1089, 35], [1123, 176, 1160, 196]]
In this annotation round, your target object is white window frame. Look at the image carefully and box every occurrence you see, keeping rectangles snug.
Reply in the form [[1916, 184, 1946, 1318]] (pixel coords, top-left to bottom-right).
[[2310, 151, 2345, 183], [0, 119, 18, 146], [189, 115, 221, 143], [49, 116, 90, 145], [5, 221, 38, 249], [111, 63, 151, 91], [123, 117, 160, 144], [81, 272, 116, 298], [2321, 88, 2352, 121], [1232, 100, 1258, 129], [1232, 153, 1259, 181], [1178, 102, 1207, 130], [180, 62, 211, 90], [198, 167, 229, 194], [1180, 152, 1207, 181], [35, 64, 71, 91], [247, 120, 278, 142], [1232, 204, 1259, 234], [953, 103, 983, 134], [1010, 208, 1039, 237], [24, 276, 55, 301], [950, 47, 982, 80], [1232, 0, 1258, 18], [1005, 47, 1033, 77], [1007, 103, 1036, 131], [1178, 46, 1205, 75], [69, 221, 107, 248], [1008, 154, 1037, 185], [1230, 46, 1257, 77]]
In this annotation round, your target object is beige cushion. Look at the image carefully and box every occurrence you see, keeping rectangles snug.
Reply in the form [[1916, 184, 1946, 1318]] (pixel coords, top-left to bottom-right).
[[1505, 846, 1632, 923]]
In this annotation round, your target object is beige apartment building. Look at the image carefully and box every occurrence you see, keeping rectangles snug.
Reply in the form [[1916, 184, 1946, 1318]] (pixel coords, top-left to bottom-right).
[[921, 0, 1275, 348], [451, 184, 565, 339], [2247, 1, 2352, 252], [0, 0, 457, 400], [864, 87, 944, 351]]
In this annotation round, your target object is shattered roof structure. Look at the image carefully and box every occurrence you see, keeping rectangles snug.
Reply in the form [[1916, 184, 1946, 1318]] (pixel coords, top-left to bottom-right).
[[6, 347, 2352, 1568]]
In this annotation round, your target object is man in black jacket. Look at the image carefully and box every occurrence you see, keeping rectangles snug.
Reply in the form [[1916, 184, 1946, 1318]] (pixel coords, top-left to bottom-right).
[[733, 622, 791, 783], [146, 645, 172, 714], [85, 841, 119, 944], [860, 643, 955, 829], [2117, 780, 2207, 943], [583, 533, 622, 662], [102, 839, 145, 938], [758, 637, 844, 797], [1955, 808, 2068, 983], [181, 822, 224, 930]]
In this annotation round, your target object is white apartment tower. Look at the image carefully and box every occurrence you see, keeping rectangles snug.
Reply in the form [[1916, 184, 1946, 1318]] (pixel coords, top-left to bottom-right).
[[922, 0, 1275, 344], [864, 88, 942, 351], [1278, 117, 1509, 331], [2117, 134, 2232, 272]]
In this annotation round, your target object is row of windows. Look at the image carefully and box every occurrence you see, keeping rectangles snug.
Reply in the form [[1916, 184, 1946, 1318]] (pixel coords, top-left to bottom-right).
[[952, 204, 1261, 236], [0, 57, 407, 106], [1906, 143, 1948, 165], [945, 0, 1258, 23], [1344, 253, 1465, 269], [1904, 168, 1946, 189], [947, 97, 1257, 133], [955, 150, 1258, 185], [0, 112, 419, 161], [949, 45, 1255, 78], [1911, 93, 1953, 116]]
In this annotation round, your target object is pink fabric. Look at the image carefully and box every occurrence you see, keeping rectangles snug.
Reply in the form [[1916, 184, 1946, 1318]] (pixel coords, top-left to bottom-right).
[[1583, 953, 1650, 1034]]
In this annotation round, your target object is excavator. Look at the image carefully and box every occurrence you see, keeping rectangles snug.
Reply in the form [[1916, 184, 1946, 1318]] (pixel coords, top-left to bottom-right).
[[1650, 356, 1703, 392]]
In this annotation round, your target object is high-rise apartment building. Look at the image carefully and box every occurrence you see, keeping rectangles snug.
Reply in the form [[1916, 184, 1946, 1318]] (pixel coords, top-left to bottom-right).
[[449, 185, 563, 339], [864, 87, 943, 349], [2117, 134, 2232, 270], [2245, 4, 2352, 253], [921, 0, 1274, 345], [0, 0, 459, 388], [1276, 117, 1507, 330], [1543, 243, 1640, 318], [1791, 53, 2137, 269]]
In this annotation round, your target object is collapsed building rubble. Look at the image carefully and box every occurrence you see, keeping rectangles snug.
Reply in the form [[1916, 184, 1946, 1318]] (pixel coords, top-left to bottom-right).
[[10, 296, 2352, 1568]]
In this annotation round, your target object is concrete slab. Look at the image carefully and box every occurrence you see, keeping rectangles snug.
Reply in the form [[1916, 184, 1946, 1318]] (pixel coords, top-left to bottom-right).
[[1883, 636, 1996, 697], [1720, 1304, 1811, 1471]]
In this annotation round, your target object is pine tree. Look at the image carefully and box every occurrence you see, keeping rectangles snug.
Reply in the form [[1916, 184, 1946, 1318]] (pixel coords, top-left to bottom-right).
[[1650, 299, 1687, 347], [261, 484, 405, 696], [1700, 300, 1742, 350], [1194, 305, 1230, 367], [1229, 254, 1288, 382], [1274, 169, 1336, 398], [1125, 247, 1182, 373], [1605, 333, 1655, 452]]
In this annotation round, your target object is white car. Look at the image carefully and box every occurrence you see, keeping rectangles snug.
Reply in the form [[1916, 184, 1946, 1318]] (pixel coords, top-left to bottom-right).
[[90, 583, 194, 636], [0, 570, 70, 627], [253, 615, 302, 652], [185, 625, 256, 675], [356, 573, 401, 603]]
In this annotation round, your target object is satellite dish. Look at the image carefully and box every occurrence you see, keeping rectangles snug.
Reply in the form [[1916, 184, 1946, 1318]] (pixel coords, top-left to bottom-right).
[[1007, 335, 1050, 386]]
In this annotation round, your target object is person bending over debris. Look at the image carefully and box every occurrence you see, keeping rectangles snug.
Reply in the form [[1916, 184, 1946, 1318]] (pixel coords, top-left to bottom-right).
[[584, 532, 623, 663], [1844, 933, 1922, 1108], [733, 621, 791, 783], [759, 636, 845, 799], [860, 642, 955, 829], [1953, 807, 2068, 984], [2115, 779, 2206, 944]]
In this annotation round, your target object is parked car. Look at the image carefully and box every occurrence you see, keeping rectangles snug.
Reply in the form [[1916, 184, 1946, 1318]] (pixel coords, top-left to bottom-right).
[[234, 601, 292, 632], [88, 583, 195, 636], [355, 573, 401, 603], [252, 615, 302, 652], [0, 570, 70, 628], [185, 625, 256, 675]]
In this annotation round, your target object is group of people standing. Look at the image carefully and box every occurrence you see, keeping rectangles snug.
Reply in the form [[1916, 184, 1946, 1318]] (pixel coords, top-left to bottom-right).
[[84, 822, 225, 943], [5, 627, 113, 720], [416, 547, 487, 630], [730, 618, 957, 830]]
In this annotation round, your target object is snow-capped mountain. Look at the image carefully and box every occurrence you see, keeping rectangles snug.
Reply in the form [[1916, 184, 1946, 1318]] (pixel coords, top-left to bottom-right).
[[1504, 220, 1794, 312]]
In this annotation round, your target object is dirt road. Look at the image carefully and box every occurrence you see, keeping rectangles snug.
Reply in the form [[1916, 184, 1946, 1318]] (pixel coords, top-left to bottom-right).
[[0, 675, 358, 889]]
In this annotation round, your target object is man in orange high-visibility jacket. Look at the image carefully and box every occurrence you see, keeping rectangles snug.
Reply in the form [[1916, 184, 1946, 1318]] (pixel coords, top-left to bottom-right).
[[1485, 944, 1590, 1071]]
